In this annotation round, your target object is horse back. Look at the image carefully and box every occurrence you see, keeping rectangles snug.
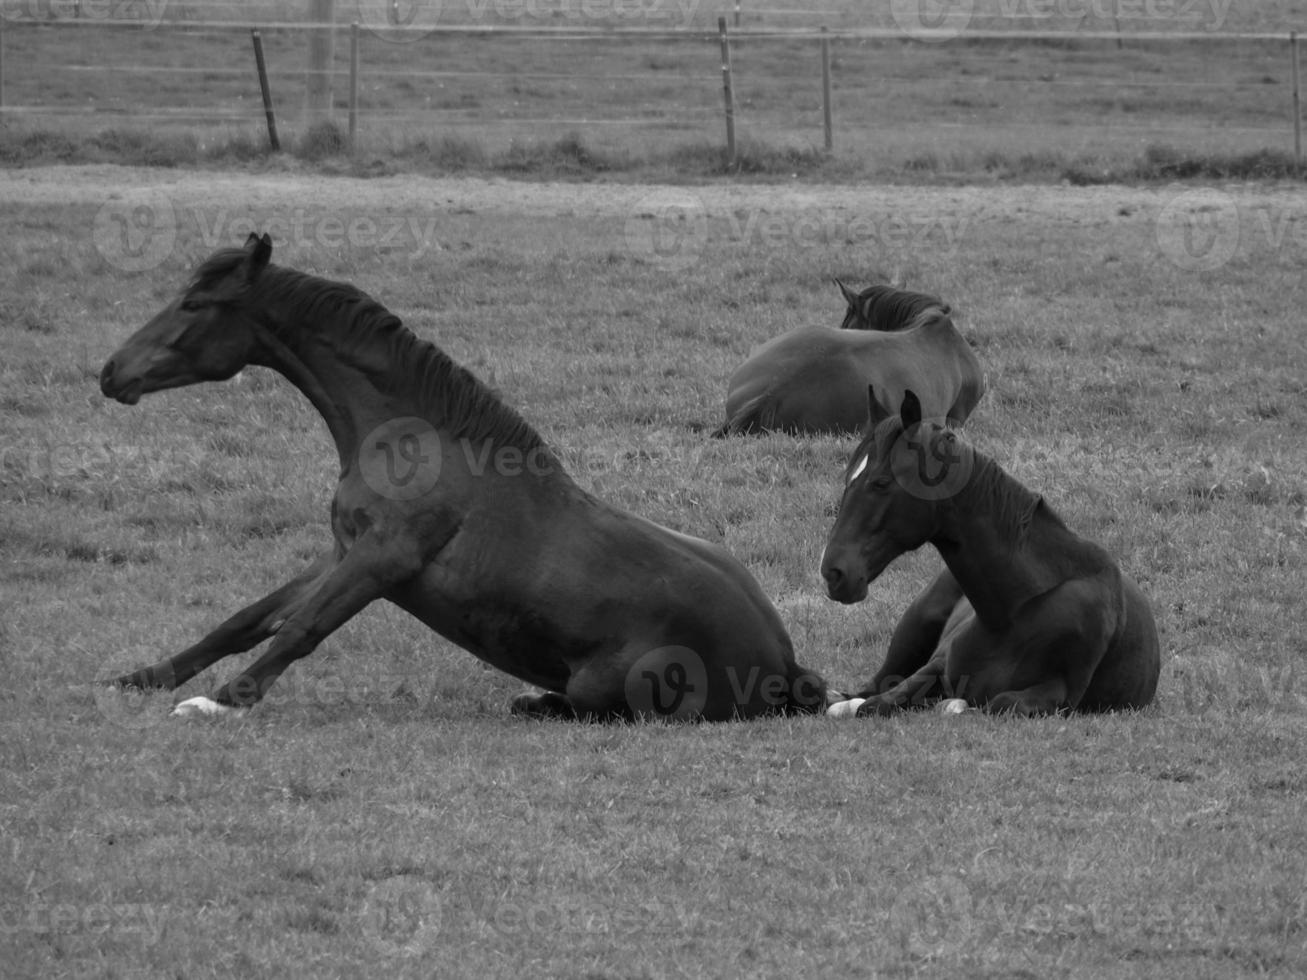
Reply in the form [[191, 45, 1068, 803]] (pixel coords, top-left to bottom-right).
[[721, 329, 870, 434], [720, 321, 983, 434], [846, 319, 982, 424], [906, 314, 985, 422]]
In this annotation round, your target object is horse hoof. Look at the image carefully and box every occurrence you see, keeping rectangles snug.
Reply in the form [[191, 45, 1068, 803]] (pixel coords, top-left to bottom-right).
[[936, 698, 970, 715], [172, 696, 240, 719], [827, 698, 867, 719], [510, 691, 576, 720]]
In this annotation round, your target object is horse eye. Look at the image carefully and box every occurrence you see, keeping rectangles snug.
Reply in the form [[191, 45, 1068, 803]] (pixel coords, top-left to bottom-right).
[[179, 298, 204, 313]]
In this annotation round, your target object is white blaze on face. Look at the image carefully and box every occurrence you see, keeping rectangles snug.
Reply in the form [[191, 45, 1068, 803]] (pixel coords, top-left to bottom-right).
[[847, 454, 868, 485]]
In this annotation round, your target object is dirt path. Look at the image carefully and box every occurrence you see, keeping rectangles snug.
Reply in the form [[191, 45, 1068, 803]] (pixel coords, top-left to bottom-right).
[[1, 162, 1295, 220], [4, 165, 1302, 280]]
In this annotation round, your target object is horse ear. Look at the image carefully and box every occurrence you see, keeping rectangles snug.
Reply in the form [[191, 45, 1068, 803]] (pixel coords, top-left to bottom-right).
[[900, 389, 923, 428], [835, 278, 859, 309], [866, 384, 891, 430], [244, 232, 272, 280]]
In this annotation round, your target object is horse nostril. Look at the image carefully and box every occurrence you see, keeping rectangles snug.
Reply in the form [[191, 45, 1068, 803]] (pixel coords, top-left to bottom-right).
[[823, 565, 844, 591], [99, 360, 116, 392]]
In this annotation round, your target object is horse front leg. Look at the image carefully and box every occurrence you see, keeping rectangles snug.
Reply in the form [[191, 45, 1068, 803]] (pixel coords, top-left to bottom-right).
[[854, 650, 950, 717], [105, 553, 337, 692], [175, 534, 421, 716], [858, 569, 965, 698]]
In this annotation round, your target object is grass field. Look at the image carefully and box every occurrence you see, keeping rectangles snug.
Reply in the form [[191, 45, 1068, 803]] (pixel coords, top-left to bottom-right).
[[1, 165, 1306, 978]]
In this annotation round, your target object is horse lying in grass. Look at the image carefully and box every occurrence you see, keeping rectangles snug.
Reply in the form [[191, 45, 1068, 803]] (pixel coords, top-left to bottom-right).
[[99, 233, 827, 721], [833, 279, 950, 332], [819, 388, 1160, 716], [712, 299, 984, 437]]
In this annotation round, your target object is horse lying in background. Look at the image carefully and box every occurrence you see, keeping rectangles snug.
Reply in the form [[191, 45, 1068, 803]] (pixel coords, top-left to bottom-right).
[[713, 299, 984, 437], [820, 388, 1160, 716], [99, 233, 827, 721]]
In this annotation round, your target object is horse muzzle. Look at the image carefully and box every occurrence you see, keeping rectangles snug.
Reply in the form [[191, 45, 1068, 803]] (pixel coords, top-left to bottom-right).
[[820, 557, 869, 604], [100, 360, 144, 405]]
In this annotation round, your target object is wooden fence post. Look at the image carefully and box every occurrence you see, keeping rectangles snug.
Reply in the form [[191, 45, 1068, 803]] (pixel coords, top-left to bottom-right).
[[251, 29, 281, 152], [718, 16, 736, 167], [349, 21, 360, 150], [306, 0, 335, 125], [1292, 31, 1302, 175], [821, 26, 833, 152]]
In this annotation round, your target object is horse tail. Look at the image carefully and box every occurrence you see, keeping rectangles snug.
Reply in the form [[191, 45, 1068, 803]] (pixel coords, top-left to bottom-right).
[[712, 392, 774, 437]]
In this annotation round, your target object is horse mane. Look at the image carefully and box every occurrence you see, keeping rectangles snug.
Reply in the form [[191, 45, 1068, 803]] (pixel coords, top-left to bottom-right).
[[902, 305, 954, 333], [851, 284, 951, 331], [961, 449, 1045, 542], [192, 251, 545, 454]]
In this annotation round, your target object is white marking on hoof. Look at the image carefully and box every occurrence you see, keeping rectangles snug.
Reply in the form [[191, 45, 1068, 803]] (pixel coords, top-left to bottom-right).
[[172, 696, 240, 718], [936, 698, 970, 715], [827, 698, 867, 719]]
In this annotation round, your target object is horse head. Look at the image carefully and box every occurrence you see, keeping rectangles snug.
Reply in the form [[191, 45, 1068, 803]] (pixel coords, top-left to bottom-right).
[[820, 386, 973, 603], [100, 233, 271, 404]]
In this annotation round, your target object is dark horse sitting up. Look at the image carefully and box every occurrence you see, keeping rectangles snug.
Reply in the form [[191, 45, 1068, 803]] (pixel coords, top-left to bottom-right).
[[99, 234, 826, 721], [820, 389, 1159, 716]]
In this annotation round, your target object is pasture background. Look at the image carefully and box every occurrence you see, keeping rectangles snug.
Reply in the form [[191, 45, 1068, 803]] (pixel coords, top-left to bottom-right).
[[8, 0, 1307, 179], [1, 166, 1306, 978]]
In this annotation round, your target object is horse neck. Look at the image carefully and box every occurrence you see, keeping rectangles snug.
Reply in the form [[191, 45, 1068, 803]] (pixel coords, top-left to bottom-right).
[[930, 455, 1075, 629], [243, 268, 548, 481], [241, 283, 379, 466]]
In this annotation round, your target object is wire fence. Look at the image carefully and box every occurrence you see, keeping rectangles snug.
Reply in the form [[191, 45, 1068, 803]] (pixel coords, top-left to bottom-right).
[[2, 5, 1304, 169]]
